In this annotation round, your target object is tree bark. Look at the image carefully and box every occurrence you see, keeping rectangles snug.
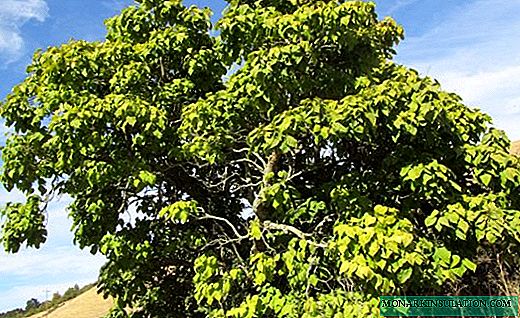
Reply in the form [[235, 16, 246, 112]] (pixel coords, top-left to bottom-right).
[[252, 151, 280, 252], [253, 151, 280, 221]]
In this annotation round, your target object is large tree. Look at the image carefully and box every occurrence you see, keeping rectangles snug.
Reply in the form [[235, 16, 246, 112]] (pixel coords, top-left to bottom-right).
[[2, 0, 520, 317]]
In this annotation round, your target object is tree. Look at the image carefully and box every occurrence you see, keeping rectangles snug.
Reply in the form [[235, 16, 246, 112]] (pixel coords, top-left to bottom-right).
[[25, 298, 39, 312], [51, 292, 61, 303], [1, 0, 520, 317]]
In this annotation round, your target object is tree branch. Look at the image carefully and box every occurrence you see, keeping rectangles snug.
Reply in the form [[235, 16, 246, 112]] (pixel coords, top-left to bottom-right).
[[263, 221, 328, 248]]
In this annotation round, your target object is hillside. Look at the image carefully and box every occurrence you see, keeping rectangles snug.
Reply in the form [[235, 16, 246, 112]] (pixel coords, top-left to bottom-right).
[[27, 288, 113, 318]]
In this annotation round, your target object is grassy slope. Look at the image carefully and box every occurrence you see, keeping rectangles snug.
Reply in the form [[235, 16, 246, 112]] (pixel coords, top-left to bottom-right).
[[27, 288, 113, 318], [511, 140, 520, 155]]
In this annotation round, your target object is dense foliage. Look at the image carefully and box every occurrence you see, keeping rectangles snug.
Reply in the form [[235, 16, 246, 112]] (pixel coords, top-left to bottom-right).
[[1, 0, 520, 317]]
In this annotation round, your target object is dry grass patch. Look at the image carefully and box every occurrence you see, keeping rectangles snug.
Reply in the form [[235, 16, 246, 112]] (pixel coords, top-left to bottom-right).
[[27, 287, 113, 318], [511, 140, 520, 155]]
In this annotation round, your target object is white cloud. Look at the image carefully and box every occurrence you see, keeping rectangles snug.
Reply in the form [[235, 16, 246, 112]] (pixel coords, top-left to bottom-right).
[[0, 187, 25, 205], [395, 0, 520, 140], [0, 245, 105, 284], [101, 0, 132, 12], [0, 0, 49, 63], [386, 0, 419, 15]]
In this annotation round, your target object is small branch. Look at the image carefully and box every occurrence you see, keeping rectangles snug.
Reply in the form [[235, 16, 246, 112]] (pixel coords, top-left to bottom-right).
[[251, 151, 267, 168], [203, 235, 246, 265], [197, 213, 246, 240], [497, 253, 511, 295], [263, 221, 328, 248], [305, 256, 317, 296], [231, 147, 251, 154], [159, 57, 166, 80], [231, 158, 264, 172], [229, 180, 262, 194], [314, 215, 335, 234]]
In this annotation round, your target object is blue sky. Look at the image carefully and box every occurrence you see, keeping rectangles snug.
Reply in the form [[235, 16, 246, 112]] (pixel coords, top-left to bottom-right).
[[0, 0, 519, 312]]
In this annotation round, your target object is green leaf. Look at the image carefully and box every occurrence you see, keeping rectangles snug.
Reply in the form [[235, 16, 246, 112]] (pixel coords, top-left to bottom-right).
[[355, 265, 372, 279], [455, 229, 466, 240], [250, 221, 262, 240], [397, 267, 413, 283], [374, 205, 387, 215], [479, 173, 492, 186], [462, 259, 477, 272], [434, 247, 451, 265], [126, 116, 137, 127], [308, 274, 318, 287], [285, 135, 298, 148], [424, 212, 438, 227], [451, 266, 467, 278], [451, 255, 461, 267], [339, 261, 350, 274], [407, 166, 422, 181], [139, 170, 156, 185], [457, 219, 469, 234], [450, 180, 462, 192]]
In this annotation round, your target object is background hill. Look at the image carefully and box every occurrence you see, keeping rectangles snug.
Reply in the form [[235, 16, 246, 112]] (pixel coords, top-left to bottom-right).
[[26, 287, 113, 318]]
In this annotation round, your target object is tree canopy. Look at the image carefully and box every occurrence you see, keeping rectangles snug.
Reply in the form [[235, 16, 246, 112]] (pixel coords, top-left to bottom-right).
[[2, 0, 520, 317]]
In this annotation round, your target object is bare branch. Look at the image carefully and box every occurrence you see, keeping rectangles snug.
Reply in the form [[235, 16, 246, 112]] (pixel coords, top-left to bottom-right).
[[231, 158, 264, 172], [202, 224, 247, 265], [231, 147, 251, 154], [263, 221, 328, 248], [197, 212, 246, 240], [251, 151, 267, 167], [229, 180, 262, 194]]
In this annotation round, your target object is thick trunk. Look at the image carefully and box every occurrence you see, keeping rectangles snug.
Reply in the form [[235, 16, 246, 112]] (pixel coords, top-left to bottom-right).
[[252, 151, 280, 252], [253, 151, 280, 221]]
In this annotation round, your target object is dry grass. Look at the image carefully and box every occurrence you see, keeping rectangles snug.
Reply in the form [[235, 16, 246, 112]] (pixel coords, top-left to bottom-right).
[[511, 140, 520, 155], [27, 287, 113, 318]]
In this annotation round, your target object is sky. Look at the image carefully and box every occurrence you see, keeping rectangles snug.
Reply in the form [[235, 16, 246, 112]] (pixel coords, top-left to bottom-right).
[[0, 0, 519, 313]]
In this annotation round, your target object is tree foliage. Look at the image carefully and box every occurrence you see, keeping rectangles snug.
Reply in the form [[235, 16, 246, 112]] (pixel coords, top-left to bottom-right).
[[2, 0, 520, 317], [24, 299, 39, 312]]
